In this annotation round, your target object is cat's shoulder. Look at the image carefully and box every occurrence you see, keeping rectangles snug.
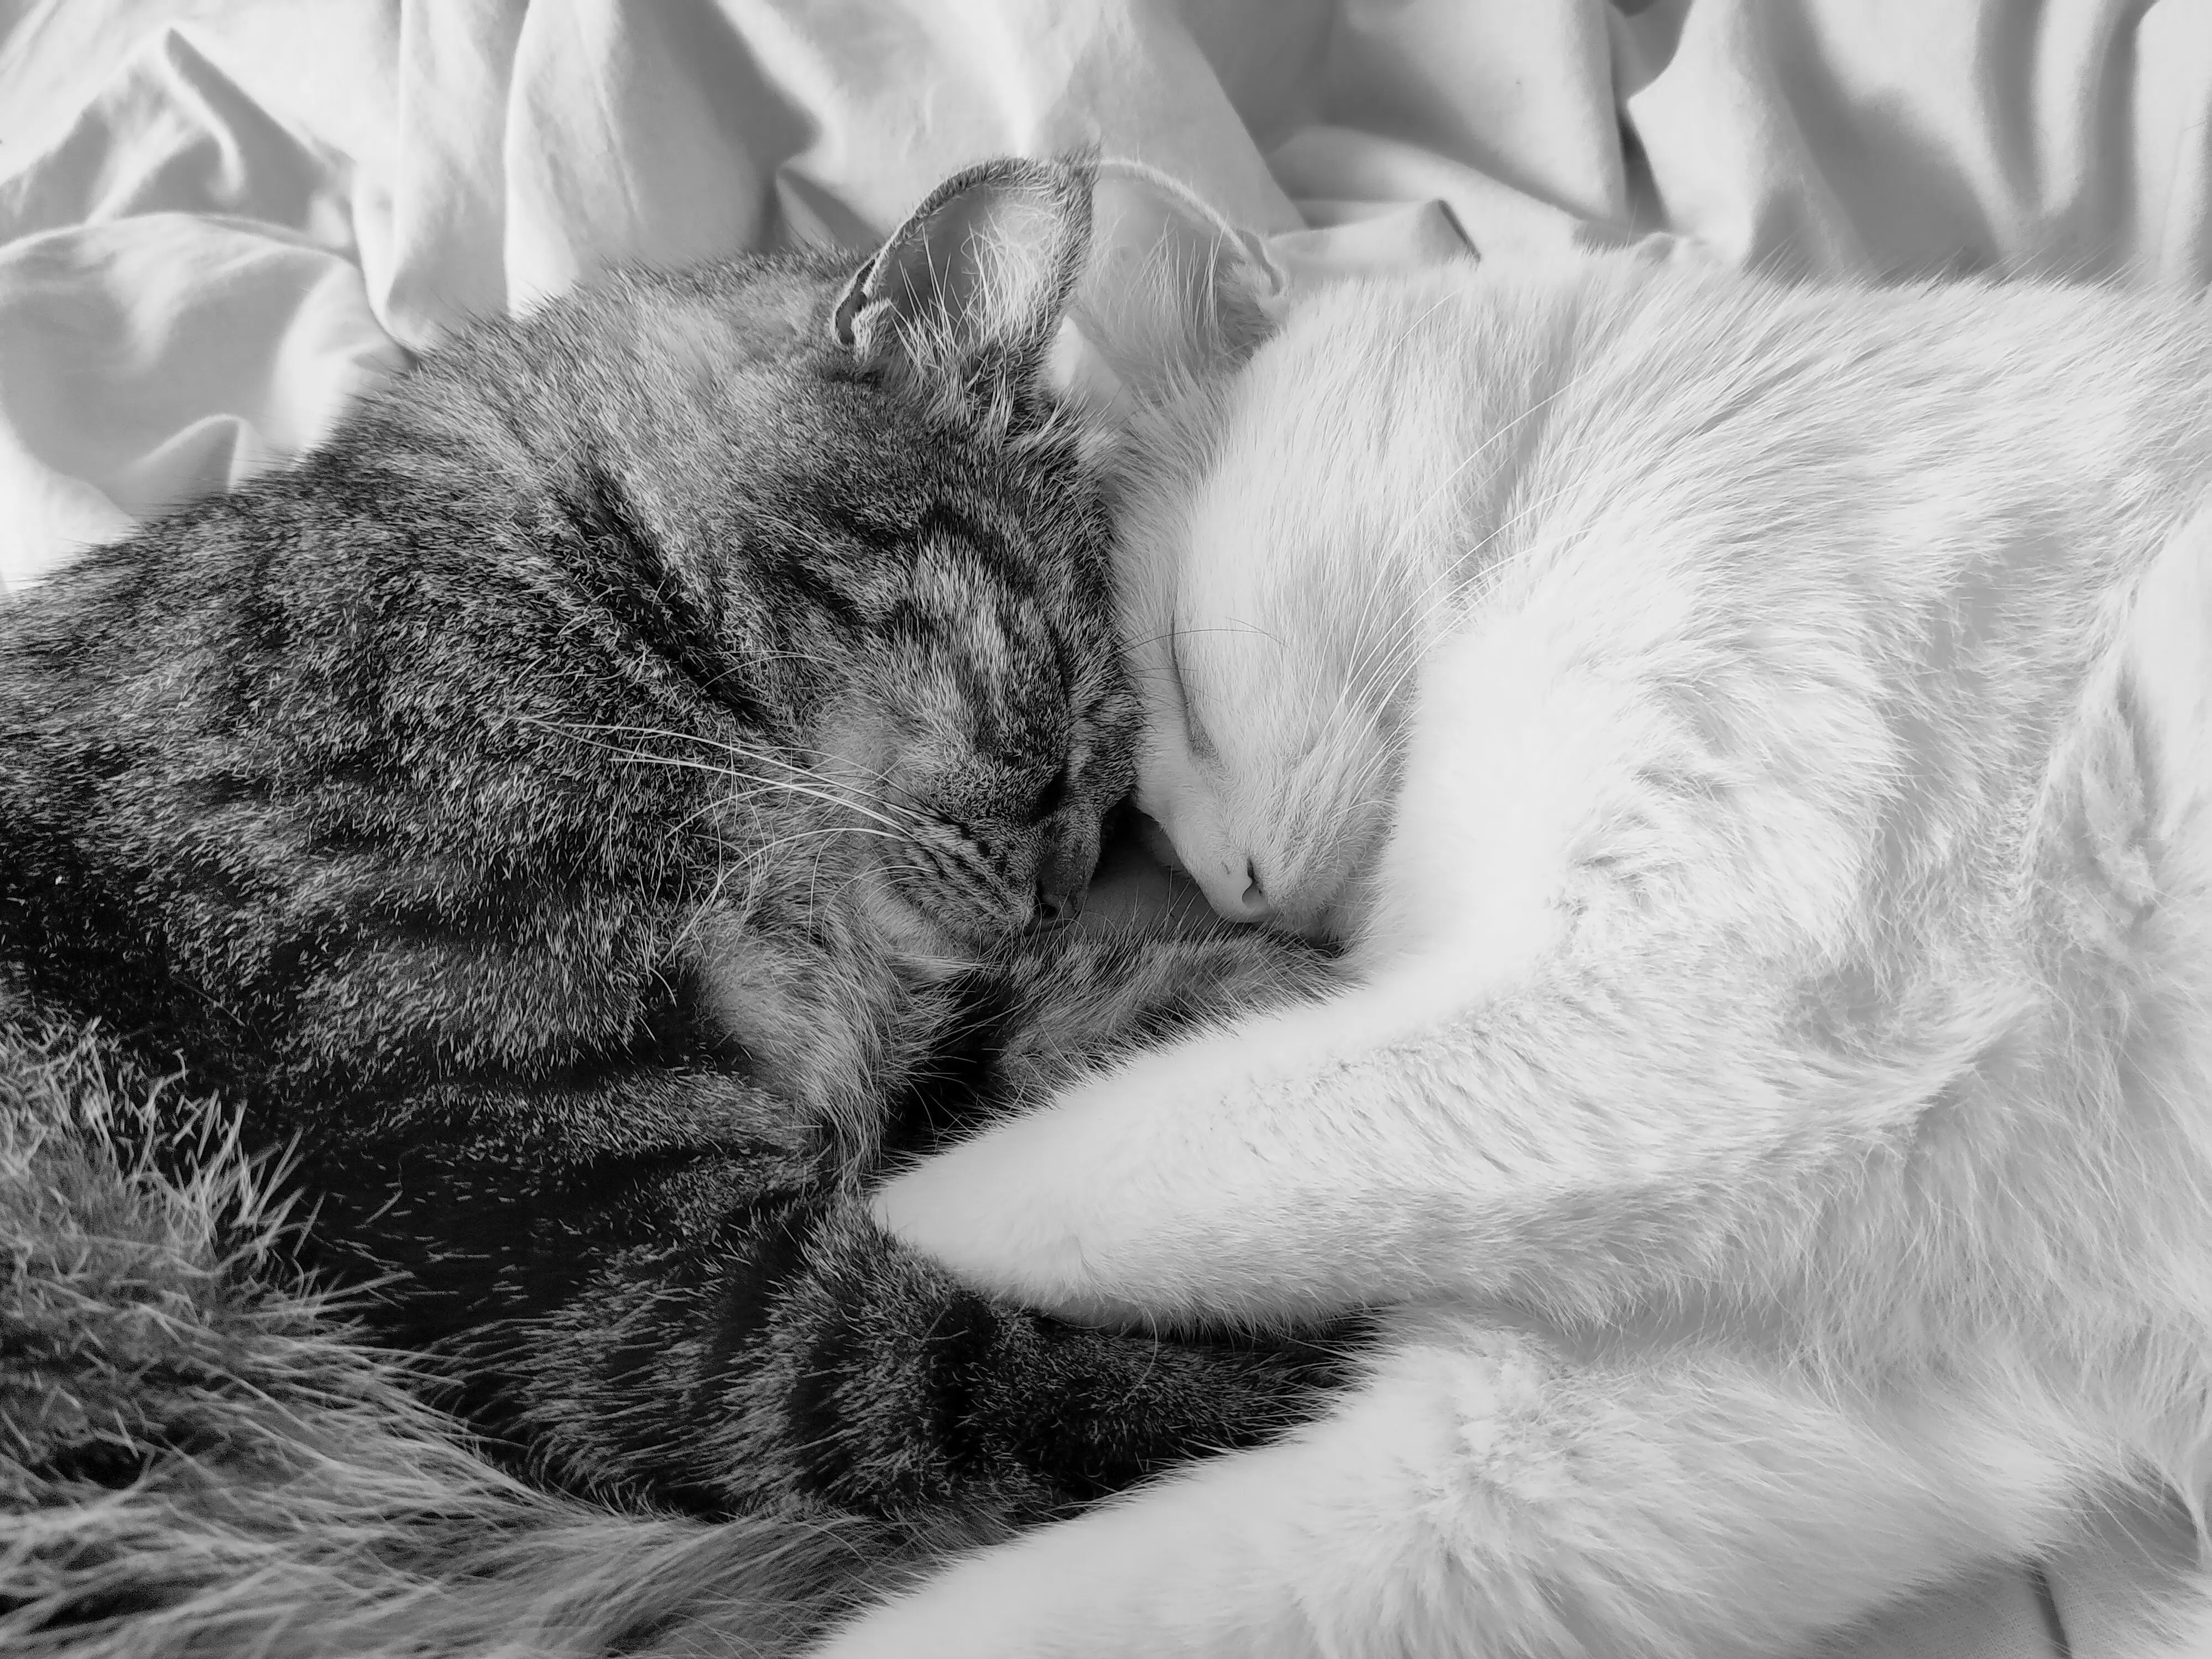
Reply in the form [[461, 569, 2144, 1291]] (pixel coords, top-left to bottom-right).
[[1541, 250, 2212, 393], [1272, 245, 2212, 378]]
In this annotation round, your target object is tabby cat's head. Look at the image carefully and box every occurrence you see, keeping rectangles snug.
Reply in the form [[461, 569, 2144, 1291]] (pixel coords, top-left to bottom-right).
[[419, 159, 1141, 961]]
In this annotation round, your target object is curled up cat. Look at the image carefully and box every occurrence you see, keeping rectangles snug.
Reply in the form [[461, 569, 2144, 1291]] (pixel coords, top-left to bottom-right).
[[0, 158, 1351, 1655], [822, 213, 2212, 1653]]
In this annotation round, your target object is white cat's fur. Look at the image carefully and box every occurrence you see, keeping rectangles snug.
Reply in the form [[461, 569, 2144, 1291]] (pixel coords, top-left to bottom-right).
[[815, 247, 2212, 1656]]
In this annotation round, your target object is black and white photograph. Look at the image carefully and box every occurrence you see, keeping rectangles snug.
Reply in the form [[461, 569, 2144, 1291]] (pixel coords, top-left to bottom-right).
[[4, 3, 2211, 1656]]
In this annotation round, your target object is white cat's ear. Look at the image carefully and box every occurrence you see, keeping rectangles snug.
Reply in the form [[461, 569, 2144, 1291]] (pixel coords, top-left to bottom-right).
[[834, 156, 1094, 426], [1064, 159, 1286, 412]]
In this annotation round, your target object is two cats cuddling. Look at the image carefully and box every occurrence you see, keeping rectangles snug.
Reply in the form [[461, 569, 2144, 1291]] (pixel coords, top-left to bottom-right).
[[4, 150, 2210, 1657]]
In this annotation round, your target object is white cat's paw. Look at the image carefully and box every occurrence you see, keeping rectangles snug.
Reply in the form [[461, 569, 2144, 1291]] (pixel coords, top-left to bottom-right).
[[869, 1120, 1115, 1317], [807, 1562, 1073, 1659], [805, 1507, 1186, 1659], [805, 1592, 971, 1659]]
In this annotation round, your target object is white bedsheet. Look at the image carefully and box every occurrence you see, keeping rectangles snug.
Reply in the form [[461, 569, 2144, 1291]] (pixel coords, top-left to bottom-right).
[[2, 2, 2208, 1652]]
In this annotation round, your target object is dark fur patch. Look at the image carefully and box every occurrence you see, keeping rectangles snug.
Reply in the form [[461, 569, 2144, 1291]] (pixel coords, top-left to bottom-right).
[[554, 455, 766, 725], [0, 184, 1355, 1638]]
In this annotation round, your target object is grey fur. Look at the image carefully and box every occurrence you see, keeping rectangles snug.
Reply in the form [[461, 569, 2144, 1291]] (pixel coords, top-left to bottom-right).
[[0, 158, 1354, 1651]]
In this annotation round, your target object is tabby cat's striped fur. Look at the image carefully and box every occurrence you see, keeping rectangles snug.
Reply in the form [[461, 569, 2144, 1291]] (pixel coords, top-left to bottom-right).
[[0, 158, 1346, 1646]]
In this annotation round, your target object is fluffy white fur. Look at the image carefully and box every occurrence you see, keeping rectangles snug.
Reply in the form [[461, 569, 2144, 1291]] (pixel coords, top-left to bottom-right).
[[817, 247, 2212, 1656]]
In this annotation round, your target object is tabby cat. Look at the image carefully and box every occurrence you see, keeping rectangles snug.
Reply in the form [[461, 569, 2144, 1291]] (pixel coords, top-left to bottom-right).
[[829, 236, 2212, 1653], [0, 155, 1344, 1582]]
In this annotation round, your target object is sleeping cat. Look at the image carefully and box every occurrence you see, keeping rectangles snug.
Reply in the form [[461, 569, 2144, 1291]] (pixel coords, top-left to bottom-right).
[[826, 234, 2212, 1653], [0, 153, 1348, 1624]]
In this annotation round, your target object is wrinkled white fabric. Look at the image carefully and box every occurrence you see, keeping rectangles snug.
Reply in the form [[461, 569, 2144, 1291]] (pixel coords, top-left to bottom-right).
[[7, 0, 2212, 589], [2, 2, 2208, 1651]]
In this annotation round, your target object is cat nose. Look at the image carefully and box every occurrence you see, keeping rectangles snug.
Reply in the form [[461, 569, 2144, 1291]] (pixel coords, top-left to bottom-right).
[[1032, 842, 1092, 928], [1213, 859, 1274, 922]]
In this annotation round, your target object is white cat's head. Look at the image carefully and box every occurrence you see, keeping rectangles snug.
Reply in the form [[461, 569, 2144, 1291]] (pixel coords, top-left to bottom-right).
[[1074, 195, 1473, 942]]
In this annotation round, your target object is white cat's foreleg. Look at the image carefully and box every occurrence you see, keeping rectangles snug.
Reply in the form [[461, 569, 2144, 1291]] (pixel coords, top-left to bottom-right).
[[870, 621, 1975, 1327], [806, 1322, 2090, 1659], [869, 944, 1980, 1327]]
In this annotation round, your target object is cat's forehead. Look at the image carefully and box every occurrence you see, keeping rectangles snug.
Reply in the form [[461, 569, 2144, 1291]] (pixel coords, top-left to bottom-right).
[[1142, 285, 1467, 582], [1112, 273, 1485, 752], [641, 264, 832, 366], [1223, 279, 1467, 464], [1136, 274, 1472, 531], [902, 539, 1059, 674], [885, 551, 1093, 764]]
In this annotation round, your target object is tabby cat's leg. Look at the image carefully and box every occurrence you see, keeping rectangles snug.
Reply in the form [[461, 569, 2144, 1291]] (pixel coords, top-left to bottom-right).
[[691, 1206, 1354, 1522], [297, 1070, 1348, 1520], [268, 916, 1341, 1518], [810, 1318, 2090, 1659]]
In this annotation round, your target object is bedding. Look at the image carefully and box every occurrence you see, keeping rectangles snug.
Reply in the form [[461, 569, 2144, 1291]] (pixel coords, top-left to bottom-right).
[[2, 1, 2207, 1653]]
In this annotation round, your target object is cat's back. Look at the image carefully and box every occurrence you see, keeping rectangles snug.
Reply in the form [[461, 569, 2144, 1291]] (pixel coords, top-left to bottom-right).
[[1171, 251, 2212, 721], [0, 247, 886, 769], [1240, 254, 2212, 750], [1516, 254, 2212, 560], [0, 251, 870, 1037], [1238, 250, 2212, 588]]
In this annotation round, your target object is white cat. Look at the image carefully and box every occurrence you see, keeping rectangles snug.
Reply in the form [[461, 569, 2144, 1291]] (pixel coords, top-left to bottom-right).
[[814, 218, 2212, 1657]]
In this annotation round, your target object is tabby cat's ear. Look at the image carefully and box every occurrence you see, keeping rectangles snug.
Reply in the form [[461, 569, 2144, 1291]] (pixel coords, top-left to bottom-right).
[[833, 156, 1094, 427]]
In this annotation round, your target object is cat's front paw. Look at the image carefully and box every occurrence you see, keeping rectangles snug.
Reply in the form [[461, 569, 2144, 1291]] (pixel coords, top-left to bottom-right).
[[870, 1124, 1118, 1320], [871, 1049, 1295, 1328]]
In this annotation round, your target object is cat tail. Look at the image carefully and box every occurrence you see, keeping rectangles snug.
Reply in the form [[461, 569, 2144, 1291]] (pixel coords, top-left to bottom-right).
[[0, 1013, 958, 1659]]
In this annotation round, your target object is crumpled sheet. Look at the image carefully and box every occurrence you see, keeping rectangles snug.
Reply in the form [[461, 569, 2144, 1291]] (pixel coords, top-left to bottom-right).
[[1, 2, 2208, 1653]]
